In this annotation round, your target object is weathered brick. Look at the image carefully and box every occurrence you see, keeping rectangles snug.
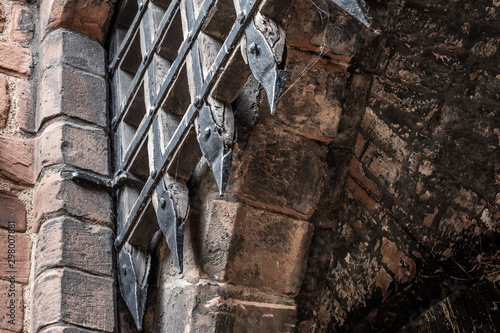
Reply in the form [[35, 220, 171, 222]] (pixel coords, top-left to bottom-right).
[[0, 279, 24, 332], [40, 0, 113, 43], [0, 229, 31, 284], [32, 269, 115, 332], [275, 48, 345, 143], [0, 135, 34, 185], [0, 3, 5, 33], [235, 124, 326, 219], [36, 216, 114, 278], [41, 29, 106, 76], [33, 172, 112, 232], [35, 122, 109, 179], [0, 76, 9, 128], [9, 4, 34, 44], [14, 80, 35, 133], [197, 200, 313, 294], [37, 65, 107, 130], [0, 41, 31, 78], [0, 191, 27, 232]]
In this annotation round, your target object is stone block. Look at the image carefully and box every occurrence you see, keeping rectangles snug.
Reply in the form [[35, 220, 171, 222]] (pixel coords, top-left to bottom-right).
[[9, 4, 34, 44], [0, 41, 31, 78], [36, 216, 114, 278], [0, 135, 34, 185], [220, 298, 297, 333], [0, 191, 27, 232], [236, 124, 326, 219], [39, 325, 99, 333], [41, 29, 106, 76], [0, 76, 9, 128], [274, 48, 346, 143], [34, 172, 113, 232], [37, 65, 107, 130], [32, 269, 115, 332], [0, 279, 24, 332], [14, 80, 35, 133], [0, 229, 31, 284], [198, 200, 313, 295], [35, 122, 109, 179], [40, 0, 113, 43]]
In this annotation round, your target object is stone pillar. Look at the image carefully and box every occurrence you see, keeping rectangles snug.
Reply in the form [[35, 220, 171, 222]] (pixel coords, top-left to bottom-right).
[[32, 3, 116, 329]]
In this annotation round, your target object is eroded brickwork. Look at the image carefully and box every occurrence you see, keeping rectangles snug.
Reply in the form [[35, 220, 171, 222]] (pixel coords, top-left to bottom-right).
[[0, 0, 36, 331]]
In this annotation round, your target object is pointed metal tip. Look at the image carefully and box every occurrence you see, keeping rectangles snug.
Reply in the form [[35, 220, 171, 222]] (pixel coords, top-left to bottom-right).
[[213, 149, 233, 196], [332, 0, 371, 26], [268, 69, 287, 114]]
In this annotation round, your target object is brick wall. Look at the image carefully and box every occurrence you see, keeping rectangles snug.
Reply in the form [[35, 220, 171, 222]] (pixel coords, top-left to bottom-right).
[[0, 0, 36, 331], [295, 0, 500, 331]]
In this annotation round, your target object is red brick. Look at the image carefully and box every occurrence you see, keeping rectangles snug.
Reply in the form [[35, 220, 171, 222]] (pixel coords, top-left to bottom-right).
[[0, 41, 31, 78], [0, 76, 9, 128], [40, 0, 113, 43], [14, 80, 35, 133], [0, 191, 27, 232], [37, 65, 107, 130], [36, 217, 114, 278], [0, 279, 24, 332], [33, 172, 113, 232], [348, 157, 382, 199], [0, 4, 5, 33], [0, 229, 31, 284], [35, 122, 109, 179], [345, 175, 381, 210], [381, 238, 416, 284], [235, 124, 326, 219], [9, 4, 34, 44], [0, 135, 34, 185], [32, 269, 115, 332]]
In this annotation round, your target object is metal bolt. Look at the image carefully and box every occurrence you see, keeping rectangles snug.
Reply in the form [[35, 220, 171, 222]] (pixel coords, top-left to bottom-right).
[[160, 198, 166, 209], [149, 106, 155, 116], [187, 31, 193, 42], [150, 169, 157, 178], [249, 43, 259, 55], [204, 127, 211, 139], [237, 12, 245, 23], [194, 95, 203, 108]]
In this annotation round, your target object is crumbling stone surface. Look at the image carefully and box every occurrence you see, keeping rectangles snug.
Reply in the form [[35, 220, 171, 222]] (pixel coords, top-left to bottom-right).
[[295, 0, 500, 331], [0, 76, 10, 128], [9, 4, 35, 44]]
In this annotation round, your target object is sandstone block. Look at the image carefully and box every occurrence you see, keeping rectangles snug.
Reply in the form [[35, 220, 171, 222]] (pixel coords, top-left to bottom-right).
[[0, 41, 31, 78], [0, 191, 27, 232], [9, 4, 34, 44], [34, 172, 113, 232], [41, 29, 106, 76], [275, 48, 346, 143], [39, 325, 99, 333], [36, 216, 114, 278], [14, 80, 35, 133], [35, 122, 109, 179], [200, 200, 313, 295], [0, 76, 9, 128], [236, 124, 326, 219], [0, 279, 24, 332], [40, 0, 113, 43], [32, 269, 115, 332], [0, 229, 31, 284], [0, 135, 34, 185], [37, 65, 107, 130]]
